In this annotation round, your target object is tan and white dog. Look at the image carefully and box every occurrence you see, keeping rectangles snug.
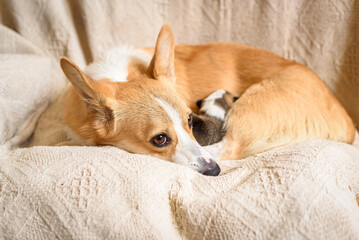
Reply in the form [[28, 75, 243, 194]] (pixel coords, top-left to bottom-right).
[[60, 25, 355, 176]]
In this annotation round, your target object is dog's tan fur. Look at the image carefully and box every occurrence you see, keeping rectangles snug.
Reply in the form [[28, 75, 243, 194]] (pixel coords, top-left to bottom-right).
[[62, 64, 193, 160], [61, 25, 355, 163]]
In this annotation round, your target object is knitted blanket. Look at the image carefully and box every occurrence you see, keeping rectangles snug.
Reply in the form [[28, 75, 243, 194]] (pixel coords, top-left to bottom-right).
[[1, 1, 358, 239]]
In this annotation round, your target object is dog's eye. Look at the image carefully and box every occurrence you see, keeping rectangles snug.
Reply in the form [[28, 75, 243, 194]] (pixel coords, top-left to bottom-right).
[[188, 114, 193, 128], [151, 134, 170, 147]]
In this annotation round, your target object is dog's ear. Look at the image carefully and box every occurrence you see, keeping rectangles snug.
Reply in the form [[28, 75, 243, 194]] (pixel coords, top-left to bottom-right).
[[60, 57, 97, 100], [60, 57, 115, 131], [147, 24, 175, 83]]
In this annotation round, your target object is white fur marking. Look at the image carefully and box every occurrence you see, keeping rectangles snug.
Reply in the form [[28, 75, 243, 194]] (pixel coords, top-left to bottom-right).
[[200, 89, 227, 120], [84, 46, 151, 82], [205, 89, 226, 100], [201, 104, 226, 120]]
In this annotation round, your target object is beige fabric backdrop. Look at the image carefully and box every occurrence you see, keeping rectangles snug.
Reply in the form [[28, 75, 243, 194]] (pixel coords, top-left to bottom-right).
[[1, 1, 359, 239], [0, 0, 358, 126]]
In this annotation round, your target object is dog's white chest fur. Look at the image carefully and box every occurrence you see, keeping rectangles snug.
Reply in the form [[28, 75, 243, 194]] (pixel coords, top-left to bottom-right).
[[84, 46, 152, 82]]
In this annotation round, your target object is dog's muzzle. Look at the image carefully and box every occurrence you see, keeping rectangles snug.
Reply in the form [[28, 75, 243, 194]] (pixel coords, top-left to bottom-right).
[[196, 148, 221, 176], [199, 158, 221, 176], [185, 144, 221, 176]]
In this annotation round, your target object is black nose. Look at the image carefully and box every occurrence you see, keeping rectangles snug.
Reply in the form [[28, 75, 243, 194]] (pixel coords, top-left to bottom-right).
[[196, 100, 203, 108], [202, 163, 221, 176]]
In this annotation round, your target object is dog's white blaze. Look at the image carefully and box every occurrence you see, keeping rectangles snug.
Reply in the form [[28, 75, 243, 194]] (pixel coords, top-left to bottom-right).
[[84, 46, 151, 82], [155, 98, 211, 167], [200, 90, 227, 120]]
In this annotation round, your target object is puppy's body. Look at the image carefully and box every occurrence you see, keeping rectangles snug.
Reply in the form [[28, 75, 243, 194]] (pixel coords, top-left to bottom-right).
[[61, 25, 355, 174]]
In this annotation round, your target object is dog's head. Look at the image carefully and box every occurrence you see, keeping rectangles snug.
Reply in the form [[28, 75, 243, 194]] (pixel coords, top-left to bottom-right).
[[60, 25, 220, 176]]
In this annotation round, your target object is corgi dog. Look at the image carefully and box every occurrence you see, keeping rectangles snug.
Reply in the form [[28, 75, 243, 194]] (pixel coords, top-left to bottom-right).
[[192, 90, 239, 146], [60, 25, 355, 176]]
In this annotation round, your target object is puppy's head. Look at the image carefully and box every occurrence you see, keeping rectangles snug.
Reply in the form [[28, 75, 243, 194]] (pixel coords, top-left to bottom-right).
[[60, 25, 220, 176], [196, 90, 239, 120], [192, 90, 239, 146]]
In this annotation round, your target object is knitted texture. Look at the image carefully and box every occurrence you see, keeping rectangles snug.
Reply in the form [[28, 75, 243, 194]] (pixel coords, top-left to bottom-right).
[[1, 141, 359, 239], [0, 1, 359, 239]]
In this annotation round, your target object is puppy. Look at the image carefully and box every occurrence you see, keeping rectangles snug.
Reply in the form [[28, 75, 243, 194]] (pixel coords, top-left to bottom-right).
[[192, 90, 238, 146]]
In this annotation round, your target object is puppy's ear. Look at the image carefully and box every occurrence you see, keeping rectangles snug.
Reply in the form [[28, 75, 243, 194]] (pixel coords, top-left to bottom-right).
[[147, 25, 175, 83], [60, 57, 115, 132], [223, 92, 240, 107]]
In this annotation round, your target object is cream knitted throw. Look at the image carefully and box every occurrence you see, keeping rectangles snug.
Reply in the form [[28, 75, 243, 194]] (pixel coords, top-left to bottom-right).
[[1, 1, 359, 239]]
